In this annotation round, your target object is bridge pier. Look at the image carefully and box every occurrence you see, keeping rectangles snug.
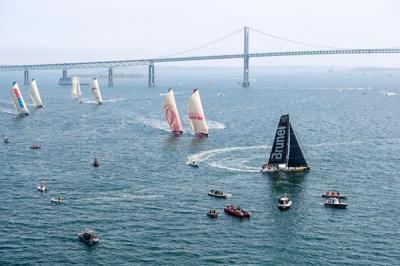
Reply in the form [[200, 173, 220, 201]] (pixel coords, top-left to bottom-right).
[[24, 68, 29, 85], [108, 67, 113, 86], [148, 61, 155, 87], [242, 26, 250, 88]]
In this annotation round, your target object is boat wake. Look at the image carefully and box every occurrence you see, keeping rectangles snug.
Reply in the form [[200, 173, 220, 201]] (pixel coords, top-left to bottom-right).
[[103, 98, 126, 103], [135, 115, 170, 132], [187, 145, 267, 173], [379, 91, 397, 96], [207, 120, 225, 129], [0, 108, 16, 115], [82, 193, 164, 202]]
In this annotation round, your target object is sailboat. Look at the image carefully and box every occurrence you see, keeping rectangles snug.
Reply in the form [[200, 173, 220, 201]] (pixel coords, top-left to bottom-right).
[[163, 88, 183, 135], [71, 77, 83, 102], [262, 114, 310, 173], [91, 78, 103, 105], [11, 82, 29, 115], [30, 79, 44, 108], [187, 89, 208, 137]]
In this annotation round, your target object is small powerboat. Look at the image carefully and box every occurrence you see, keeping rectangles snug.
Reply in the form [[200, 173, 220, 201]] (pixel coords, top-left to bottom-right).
[[207, 209, 219, 218], [277, 195, 292, 210], [92, 158, 100, 167], [30, 144, 41, 149], [78, 229, 99, 246], [208, 190, 231, 199], [37, 184, 47, 192], [187, 160, 199, 168], [51, 197, 64, 203], [224, 204, 251, 218], [3, 135, 9, 144], [322, 191, 348, 199], [324, 197, 348, 208]]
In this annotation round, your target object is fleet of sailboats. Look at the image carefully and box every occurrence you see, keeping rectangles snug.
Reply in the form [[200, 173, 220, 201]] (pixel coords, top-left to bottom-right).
[[91, 78, 103, 105], [261, 114, 310, 173], [30, 79, 44, 108], [163, 88, 183, 135], [71, 77, 83, 102], [187, 89, 208, 137], [11, 82, 29, 115]]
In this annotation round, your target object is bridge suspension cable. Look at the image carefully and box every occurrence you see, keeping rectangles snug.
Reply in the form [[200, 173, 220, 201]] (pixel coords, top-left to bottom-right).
[[159, 27, 243, 58], [249, 27, 347, 50]]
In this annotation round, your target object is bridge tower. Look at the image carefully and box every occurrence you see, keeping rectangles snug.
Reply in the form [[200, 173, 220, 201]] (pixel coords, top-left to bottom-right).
[[108, 67, 113, 86], [148, 61, 155, 87], [242, 26, 250, 87], [24, 68, 29, 85]]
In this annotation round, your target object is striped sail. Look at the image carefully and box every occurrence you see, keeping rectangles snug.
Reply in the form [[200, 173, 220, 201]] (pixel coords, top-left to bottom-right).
[[30, 79, 44, 107], [91, 78, 103, 104], [187, 89, 208, 136], [11, 82, 29, 115], [163, 88, 183, 134]]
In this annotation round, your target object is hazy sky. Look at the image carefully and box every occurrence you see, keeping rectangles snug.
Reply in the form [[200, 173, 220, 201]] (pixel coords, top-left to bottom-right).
[[1, 0, 400, 67]]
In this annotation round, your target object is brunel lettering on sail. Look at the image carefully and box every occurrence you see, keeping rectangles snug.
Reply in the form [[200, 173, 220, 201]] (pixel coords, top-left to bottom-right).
[[270, 126, 286, 160]]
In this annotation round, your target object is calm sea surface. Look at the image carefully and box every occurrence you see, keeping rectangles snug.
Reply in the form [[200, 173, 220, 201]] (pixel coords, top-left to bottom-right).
[[1, 68, 399, 265]]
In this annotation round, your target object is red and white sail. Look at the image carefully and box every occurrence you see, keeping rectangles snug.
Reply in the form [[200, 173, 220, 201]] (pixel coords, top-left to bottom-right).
[[30, 79, 44, 107], [163, 88, 183, 134], [187, 89, 208, 136], [11, 82, 29, 115], [91, 78, 103, 104]]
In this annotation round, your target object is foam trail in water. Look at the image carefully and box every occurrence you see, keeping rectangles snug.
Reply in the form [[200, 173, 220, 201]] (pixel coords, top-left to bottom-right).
[[379, 91, 397, 96], [187, 145, 268, 173], [135, 115, 170, 132], [0, 108, 17, 115], [207, 120, 225, 129]]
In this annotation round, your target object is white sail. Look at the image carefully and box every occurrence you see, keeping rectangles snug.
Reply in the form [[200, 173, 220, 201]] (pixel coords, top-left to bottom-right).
[[71, 77, 79, 100], [91, 78, 103, 104], [30, 79, 44, 107], [11, 82, 29, 115], [76, 77, 82, 102], [187, 89, 208, 136], [163, 88, 183, 133]]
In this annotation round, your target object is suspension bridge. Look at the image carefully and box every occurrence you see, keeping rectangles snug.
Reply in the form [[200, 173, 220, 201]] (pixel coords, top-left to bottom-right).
[[1, 26, 399, 87]]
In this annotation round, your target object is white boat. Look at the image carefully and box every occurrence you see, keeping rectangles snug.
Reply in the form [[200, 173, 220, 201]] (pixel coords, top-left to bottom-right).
[[3, 135, 10, 143], [208, 190, 231, 199], [51, 197, 64, 203], [78, 229, 99, 245], [37, 184, 47, 192], [30, 79, 44, 107], [163, 88, 183, 135], [187, 159, 199, 167], [262, 114, 310, 173], [187, 89, 208, 137], [91, 78, 103, 104], [11, 82, 29, 115], [71, 77, 83, 102], [324, 197, 348, 208], [277, 195, 292, 210]]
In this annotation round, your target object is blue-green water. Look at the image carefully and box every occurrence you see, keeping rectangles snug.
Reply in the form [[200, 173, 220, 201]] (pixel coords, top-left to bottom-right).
[[1, 68, 400, 265]]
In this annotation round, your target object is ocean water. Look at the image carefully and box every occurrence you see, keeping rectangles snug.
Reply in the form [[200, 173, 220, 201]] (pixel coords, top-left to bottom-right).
[[0, 68, 400, 265]]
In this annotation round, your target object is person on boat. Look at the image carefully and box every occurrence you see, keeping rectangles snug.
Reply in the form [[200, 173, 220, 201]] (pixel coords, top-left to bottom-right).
[[93, 158, 99, 167]]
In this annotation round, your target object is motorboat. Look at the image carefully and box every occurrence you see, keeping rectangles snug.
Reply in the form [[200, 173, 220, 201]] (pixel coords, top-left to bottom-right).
[[92, 158, 100, 167], [207, 209, 219, 218], [187, 160, 199, 168], [30, 144, 41, 149], [277, 195, 292, 210], [78, 229, 99, 246], [208, 190, 231, 199], [224, 204, 251, 218], [3, 136, 10, 143], [324, 197, 348, 208], [37, 184, 47, 192], [51, 197, 64, 203], [322, 191, 348, 199]]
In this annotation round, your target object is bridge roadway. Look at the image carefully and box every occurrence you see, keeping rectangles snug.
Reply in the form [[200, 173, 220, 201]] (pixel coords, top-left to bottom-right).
[[1, 48, 400, 71], [1, 48, 399, 87]]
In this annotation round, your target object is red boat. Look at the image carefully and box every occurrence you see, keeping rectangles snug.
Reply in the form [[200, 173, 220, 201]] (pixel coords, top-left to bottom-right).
[[224, 204, 251, 218]]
